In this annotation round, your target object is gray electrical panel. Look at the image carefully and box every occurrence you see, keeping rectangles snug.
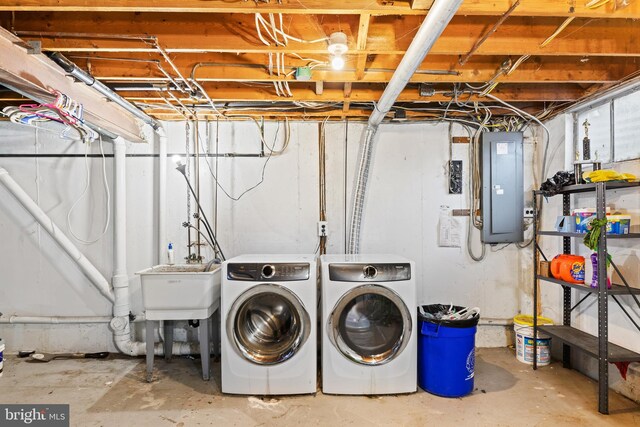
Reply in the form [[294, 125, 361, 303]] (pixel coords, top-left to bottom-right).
[[481, 132, 524, 243]]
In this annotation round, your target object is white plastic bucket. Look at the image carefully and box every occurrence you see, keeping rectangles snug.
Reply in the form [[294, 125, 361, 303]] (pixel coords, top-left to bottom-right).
[[513, 315, 553, 366], [0, 338, 4, 377]]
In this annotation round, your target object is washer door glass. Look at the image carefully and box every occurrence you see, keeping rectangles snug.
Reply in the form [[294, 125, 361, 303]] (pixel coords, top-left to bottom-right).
[[330, 284, 411, 365], [228, 284, 311, 365]]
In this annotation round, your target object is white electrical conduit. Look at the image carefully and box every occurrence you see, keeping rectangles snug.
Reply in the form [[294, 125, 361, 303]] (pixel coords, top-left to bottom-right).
[[0, 167, 114, 303], [109, 137, 197, 356], [347, 0, 463, 254], [255, 13, 328, 44]]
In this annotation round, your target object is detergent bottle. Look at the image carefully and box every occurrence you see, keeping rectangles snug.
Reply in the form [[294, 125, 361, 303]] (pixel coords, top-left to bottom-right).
[[590, 253, 612, 289], [550, 254, 585, 284]]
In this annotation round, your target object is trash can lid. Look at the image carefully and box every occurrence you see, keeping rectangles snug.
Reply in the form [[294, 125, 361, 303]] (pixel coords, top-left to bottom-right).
[[418, 304, 480, 328]]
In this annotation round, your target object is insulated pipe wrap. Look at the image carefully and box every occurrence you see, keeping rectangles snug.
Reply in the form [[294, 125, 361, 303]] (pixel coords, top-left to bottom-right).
[[347, 0, 463, 254]]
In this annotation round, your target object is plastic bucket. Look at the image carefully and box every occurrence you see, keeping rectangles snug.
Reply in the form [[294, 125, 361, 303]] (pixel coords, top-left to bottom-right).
[[0, 338, 4, 378], [417, 305, 480, 398], [513, 315, 553, 366]]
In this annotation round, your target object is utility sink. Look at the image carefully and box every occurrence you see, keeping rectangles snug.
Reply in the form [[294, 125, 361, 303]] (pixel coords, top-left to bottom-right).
[[137, 264, 221, 320]]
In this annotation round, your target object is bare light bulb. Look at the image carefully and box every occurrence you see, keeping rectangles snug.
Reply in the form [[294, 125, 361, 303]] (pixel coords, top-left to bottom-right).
[[172, 155, 184, 166], [331, 55, 345, 71]]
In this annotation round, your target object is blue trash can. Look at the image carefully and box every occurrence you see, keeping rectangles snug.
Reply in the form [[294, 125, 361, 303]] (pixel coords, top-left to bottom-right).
[[417, 304, 480, 397]]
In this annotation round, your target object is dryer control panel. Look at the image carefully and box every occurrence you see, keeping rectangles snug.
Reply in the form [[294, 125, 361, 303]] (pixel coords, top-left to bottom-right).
[[227, 263, 310, 282], [329, 263, 411, 282]]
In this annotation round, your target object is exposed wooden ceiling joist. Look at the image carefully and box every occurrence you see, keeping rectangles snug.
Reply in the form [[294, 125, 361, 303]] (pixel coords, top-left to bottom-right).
[[2, 0, 640, 19], [0, 2, 637, 121], [143, 106, 548, 121], [70, 52, 637, 84], [6, 13, 639, 58], [116, 82, 584, 103]]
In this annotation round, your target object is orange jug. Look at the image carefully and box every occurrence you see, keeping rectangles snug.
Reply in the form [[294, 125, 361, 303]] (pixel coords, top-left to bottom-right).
[[550, 254, 585, 284]]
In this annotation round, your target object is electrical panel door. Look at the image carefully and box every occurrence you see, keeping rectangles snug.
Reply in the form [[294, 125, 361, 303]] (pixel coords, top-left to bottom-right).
[[481, 132, 524, 243]]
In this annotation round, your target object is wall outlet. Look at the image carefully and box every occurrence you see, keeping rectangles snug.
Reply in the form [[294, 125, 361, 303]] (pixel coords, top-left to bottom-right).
[[318, 221, 328, 237], [524, 207, 535, 218]]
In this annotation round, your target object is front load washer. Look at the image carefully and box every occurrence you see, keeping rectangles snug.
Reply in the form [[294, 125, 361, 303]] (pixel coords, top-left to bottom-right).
[[221, 254, 317, 395], [321, 254, 417, 395]]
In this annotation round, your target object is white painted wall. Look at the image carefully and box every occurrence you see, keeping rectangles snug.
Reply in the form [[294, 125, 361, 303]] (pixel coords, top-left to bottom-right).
[[0, 119, 541, 353]]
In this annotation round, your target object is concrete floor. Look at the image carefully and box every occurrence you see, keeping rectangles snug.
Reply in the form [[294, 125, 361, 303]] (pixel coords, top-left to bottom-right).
[[1, 348, 638, 426]]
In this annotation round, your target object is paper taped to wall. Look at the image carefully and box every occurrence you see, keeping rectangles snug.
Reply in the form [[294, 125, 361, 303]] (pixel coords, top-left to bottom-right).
[[439, 206, 462, 247]]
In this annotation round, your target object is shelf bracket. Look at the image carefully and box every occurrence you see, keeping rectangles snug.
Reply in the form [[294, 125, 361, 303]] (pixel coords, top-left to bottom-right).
[[610, 259, 640, 312], [571, 292, 593, 312], [611, 295, 640, 333]]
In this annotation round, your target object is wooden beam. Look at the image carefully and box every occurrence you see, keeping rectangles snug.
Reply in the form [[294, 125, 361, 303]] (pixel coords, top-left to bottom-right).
[[366, 15, 640, 57], [2, 0, 640, 18], [8, 13, 640, 57], [139, 106, 547, 119], [73, 52, 637, 84], [343, 82, 353, 98], [117, 82, 584, 103], [458, 0, 521, 66], [355, 13, 370, 80], [0, 27, 143, 142], [451, 0, 640, 19]]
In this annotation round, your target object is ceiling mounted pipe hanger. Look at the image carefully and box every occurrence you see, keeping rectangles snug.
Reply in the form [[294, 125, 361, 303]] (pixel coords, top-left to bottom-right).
[[347, 0, 463, 254]]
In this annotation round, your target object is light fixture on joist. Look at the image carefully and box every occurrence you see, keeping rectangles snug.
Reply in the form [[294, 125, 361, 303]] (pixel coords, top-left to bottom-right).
[[328, 32, 348, 71]]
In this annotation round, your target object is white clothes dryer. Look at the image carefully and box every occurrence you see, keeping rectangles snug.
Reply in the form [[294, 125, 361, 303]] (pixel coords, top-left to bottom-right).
[[221, 254, 317, 395], [321, 254, 417, 395]]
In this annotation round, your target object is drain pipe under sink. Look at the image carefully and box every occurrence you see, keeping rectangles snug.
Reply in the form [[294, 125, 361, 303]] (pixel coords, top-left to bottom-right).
[[109, 137, 197, 356], [347, 0, 463, 254]]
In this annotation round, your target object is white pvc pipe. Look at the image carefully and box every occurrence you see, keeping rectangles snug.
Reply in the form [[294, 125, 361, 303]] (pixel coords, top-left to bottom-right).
[[347, 0, 462, 254], [0, 168, 114, 302], [111, 137, 129, 320], [0, 316, 112, 324], [109, 137, 198, 356], [157, 126, 167, 264]]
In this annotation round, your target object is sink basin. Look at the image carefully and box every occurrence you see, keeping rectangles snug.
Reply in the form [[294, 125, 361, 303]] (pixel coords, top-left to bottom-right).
[[137, 264, 221, 320]]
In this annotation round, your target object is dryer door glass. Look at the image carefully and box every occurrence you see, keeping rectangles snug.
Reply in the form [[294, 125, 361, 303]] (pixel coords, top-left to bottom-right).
[[330, 284, 412, 365], [228, 284, 311, 365]]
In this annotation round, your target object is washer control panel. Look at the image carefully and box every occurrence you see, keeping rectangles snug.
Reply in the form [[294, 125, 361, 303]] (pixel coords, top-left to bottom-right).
[[227, 263, 310, 282], [329, 263, 411, 282]]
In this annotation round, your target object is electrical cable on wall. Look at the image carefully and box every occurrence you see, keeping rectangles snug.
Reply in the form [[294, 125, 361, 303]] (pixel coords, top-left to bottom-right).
[[390, 84, 554, 261], [197, 118, 290, 201], [66, 135, 111, 244]]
